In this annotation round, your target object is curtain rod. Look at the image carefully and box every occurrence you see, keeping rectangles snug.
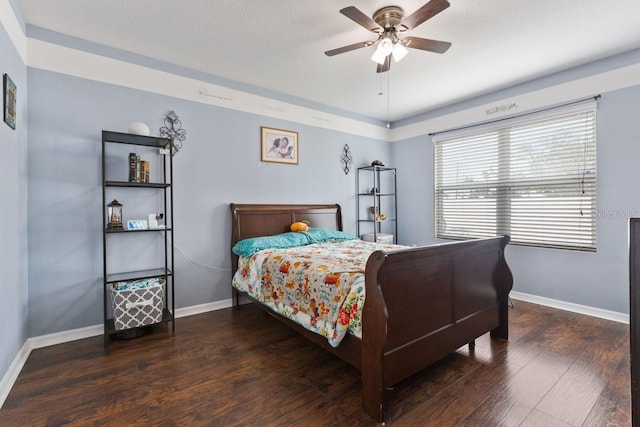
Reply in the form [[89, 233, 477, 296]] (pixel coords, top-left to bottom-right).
[[428, 94, 601, 137]]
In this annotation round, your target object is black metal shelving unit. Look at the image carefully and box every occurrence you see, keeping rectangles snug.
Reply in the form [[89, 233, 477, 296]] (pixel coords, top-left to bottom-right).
[[356, 165, 397, 243], [101, 130, 175, 342]]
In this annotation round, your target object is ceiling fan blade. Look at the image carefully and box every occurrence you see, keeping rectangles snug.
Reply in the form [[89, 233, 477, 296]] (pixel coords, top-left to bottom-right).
[[376, 55, 391, 73], [400, 0, 450, 30], [340, 6, 382, 33], [325, 41, 373, 56], [403, 36, 451, 54]]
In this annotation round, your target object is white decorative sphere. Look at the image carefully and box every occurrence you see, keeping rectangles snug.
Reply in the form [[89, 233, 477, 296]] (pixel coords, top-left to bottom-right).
[[128, 122, 150, 136]]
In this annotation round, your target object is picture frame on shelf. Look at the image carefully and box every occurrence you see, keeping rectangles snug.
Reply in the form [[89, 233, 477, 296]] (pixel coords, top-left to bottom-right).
[[260, 126, 298, 165], [3, 73, 16, 130]]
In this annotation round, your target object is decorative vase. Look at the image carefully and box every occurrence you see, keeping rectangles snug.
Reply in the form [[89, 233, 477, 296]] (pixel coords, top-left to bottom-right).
[[128, 122, 150, 136]]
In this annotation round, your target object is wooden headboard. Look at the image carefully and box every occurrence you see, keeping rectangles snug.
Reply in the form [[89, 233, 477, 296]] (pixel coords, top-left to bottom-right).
[[230, 203, 343, 246]]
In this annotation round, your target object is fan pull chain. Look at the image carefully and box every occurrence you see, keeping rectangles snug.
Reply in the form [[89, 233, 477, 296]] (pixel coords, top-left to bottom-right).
[[386, 72, 391, 129]]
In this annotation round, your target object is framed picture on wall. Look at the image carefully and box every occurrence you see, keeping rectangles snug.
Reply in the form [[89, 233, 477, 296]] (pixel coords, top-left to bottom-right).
[[3, 73, 16, 130], [261, 126, 298, 165]]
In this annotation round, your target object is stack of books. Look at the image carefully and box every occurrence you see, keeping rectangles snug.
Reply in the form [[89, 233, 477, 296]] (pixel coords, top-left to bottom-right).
[[128, 153, 150, 183]]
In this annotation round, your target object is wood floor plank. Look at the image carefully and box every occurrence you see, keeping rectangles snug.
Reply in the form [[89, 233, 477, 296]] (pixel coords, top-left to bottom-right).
[[520, 409, 574, 427], [393, 356, 515, 425], [536, 359, 608, 425], [583, 396, 632, 427], [583, 352, 632, 427], [0, 300, 631, 426], [460, 349, 573, 426], [382, 352, 483, 421]]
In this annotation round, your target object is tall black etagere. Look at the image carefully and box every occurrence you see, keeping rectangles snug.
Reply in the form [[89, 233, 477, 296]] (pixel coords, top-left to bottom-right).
[[101, 130, 175, 341], [356, 165, 397, 243]]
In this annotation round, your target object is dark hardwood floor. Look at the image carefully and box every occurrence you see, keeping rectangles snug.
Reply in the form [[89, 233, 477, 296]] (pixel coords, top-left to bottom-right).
[[0, 300, 630, 426]]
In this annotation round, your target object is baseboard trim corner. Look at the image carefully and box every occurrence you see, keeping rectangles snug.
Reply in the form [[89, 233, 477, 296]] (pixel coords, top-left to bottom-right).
[[0, 298, 234, 409], [0, 340, 31, 410]]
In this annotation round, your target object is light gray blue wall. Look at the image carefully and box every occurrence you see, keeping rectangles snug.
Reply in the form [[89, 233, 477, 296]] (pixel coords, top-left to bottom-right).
[[392, 59, 640, 314], [26, 68, 390, 336], [392, 134, 435, 247], [5, 4, 640, 393], [0, 11, 28, 386]]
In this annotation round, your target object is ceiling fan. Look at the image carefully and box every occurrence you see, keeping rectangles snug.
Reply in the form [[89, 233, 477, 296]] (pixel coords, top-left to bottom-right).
[[324, 0, 452, 73]]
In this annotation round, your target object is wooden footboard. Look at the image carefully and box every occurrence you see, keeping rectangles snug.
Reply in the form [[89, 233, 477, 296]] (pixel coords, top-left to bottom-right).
[[229, 204, 513, 422], [361, 236, 512, 421]]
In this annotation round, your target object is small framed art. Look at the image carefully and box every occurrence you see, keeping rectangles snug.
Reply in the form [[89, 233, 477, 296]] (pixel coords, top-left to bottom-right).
[[261, 126, 298, 165], [3, 73, 16, 130]]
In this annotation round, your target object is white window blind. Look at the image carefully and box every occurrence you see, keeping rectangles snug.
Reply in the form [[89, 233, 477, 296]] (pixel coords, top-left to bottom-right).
[[434, 103, 597, 251]]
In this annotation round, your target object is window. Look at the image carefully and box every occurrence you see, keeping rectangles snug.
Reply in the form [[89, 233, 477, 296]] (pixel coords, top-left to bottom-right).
[[434, 102, 597, 251]]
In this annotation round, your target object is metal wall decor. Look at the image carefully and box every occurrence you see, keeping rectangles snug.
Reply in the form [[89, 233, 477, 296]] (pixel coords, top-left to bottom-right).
[[341, 144, 353, 174], [159, 110, 186, 155]]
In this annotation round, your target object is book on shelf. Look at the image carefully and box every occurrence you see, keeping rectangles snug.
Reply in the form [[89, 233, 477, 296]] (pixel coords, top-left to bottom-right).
[[140, 160, 151, 183], [128, 153, 136, 182], [127, 153, 151, 184]]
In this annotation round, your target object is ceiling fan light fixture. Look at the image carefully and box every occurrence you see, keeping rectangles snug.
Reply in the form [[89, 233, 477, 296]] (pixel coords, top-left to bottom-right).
[[391, 41, 408, 62], [371, 47, 387, 65], [328, 2, 452, 73], [371, 37, 394, 64], [379, 37, 394, 56]]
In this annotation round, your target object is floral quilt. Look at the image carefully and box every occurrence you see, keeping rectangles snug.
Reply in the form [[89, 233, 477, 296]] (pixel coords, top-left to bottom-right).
[[232, 239, 404, 347]]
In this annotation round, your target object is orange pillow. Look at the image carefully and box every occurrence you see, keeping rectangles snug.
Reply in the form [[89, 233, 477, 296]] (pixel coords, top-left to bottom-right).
[[290, 221, 309, 232]]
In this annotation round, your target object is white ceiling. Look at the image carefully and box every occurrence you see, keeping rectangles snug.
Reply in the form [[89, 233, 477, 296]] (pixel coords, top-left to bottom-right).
[[15, 0, 640, 122]]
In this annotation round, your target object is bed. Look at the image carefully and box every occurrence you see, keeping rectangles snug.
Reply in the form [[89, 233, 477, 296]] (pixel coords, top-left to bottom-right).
[[230, 203, 513, 422]]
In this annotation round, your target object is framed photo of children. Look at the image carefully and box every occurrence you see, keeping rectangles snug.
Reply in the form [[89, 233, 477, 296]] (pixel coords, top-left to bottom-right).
[[3, 74, 16, 130], [261, 126, 298, 165]]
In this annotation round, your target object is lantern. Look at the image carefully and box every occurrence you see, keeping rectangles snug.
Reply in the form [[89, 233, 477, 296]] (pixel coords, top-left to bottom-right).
[[107, 199, 124, 231]]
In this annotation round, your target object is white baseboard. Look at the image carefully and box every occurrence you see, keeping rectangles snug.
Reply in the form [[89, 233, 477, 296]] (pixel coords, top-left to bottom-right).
[[510, 291, 629, 324], [175, 299, 232, 318], [29, 324, 104, 350], [28, 299, 235, 350], [0, 299, 233, 410], [0, 340, 31, 410]]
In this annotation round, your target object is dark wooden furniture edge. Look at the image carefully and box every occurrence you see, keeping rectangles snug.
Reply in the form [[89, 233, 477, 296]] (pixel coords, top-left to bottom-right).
[[361, 235, 512, 420], [229, 203, 513, 422], [630, 218, 639, 426]]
